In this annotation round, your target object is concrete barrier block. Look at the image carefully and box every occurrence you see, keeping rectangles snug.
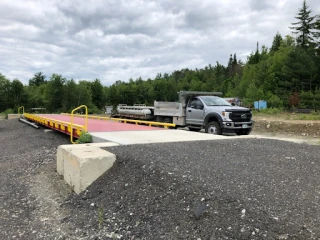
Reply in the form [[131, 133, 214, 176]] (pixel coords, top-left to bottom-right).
[[60, 145, 116, 194], [7, 114, 20, 119], [57, 143, 119, 175], [57, 144, 90, 175]]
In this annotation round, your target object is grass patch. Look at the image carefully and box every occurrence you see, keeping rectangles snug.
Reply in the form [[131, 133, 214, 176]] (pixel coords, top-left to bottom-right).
[[292, 113, 320, 120], [76, 131, 93, 144], [252, 108, 283, 115], [253, 108, 320, 121]]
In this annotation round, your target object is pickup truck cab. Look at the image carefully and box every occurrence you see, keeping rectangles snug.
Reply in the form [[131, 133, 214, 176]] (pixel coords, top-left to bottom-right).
[[186, 95, 253, 135]]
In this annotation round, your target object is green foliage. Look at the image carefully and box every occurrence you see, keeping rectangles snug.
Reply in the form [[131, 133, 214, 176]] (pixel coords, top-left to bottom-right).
[[270, 32, 283, 52], [96, 208, 105, 229], [62, 79, 78, 112], [293, 113, 320, 120], [0, 74, 11, 112], [299, 90, 320, 110], [245, 83, 265, 104], [3, 108, 14, 119], [29, 72, 46, 86], [45, 74, 65, 112], [266, 93, 284, 108], [255, 108, 283, 115], [314, 15, 320, 49], [76, 131, 92, 144], [90, 79, 104, 109]]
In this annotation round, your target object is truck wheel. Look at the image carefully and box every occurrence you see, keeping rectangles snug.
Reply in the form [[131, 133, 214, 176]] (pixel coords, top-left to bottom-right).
[[235, 129, 252, 135], [189, 127, 201, 132], [205, 121, 222, 135]]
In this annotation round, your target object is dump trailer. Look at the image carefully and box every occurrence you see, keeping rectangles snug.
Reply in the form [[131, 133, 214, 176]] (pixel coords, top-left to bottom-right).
[[113, 91, 254, 135]]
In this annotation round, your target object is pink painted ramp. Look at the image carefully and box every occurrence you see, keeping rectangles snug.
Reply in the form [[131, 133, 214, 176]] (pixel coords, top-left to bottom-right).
[[36, 114, 164, 132]]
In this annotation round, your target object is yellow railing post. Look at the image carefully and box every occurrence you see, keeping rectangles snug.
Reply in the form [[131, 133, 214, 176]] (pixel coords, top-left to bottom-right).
[[18, 106, 24, 117], [70, 105, 88, 144]]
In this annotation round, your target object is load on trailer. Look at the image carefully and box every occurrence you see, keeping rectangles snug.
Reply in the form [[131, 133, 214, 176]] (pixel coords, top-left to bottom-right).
[[113, 91, 254, 135]]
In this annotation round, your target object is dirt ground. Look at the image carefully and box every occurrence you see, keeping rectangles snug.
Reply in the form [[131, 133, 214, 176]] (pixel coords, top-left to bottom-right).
[[252, 115, 320, 144], [1, 117, 320, 239]]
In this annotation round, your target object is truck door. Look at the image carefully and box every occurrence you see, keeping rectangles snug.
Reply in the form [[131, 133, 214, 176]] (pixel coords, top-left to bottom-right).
[[186, 98, 205, 125]]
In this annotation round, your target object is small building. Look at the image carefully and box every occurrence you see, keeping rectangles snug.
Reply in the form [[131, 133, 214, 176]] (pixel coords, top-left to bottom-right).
[[254, 100, 267, 110]]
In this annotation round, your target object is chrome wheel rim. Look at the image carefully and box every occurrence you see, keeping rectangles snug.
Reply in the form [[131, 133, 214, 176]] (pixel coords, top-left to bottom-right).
[[208, 125, 217, 134]]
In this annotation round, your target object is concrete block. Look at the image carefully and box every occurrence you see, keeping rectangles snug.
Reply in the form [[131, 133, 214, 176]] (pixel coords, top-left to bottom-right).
[[7, 114, 20, 119], [57, 144, 91, 175], [57, 143, 119, 175], [58, 145, 116, 194]]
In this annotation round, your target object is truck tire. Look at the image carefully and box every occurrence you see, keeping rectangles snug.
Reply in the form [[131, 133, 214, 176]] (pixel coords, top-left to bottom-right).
[[205, 121, 222, 135], [235, 129, 252, 135], [188, 127, 201, 132]]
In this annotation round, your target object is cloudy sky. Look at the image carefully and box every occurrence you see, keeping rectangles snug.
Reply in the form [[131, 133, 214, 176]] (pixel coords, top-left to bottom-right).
[[0, 0, 319, 86]]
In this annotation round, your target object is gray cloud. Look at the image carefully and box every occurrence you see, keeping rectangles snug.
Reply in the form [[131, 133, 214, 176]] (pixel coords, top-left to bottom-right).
[[0, 0, 319, 86]]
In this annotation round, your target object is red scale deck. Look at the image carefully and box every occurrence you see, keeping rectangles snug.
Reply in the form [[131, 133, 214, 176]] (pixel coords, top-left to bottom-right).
[[36, 114, 164, 132]]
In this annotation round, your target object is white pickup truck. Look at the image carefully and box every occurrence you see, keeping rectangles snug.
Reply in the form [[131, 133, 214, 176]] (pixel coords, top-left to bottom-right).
[[112, 91, 253, 135]]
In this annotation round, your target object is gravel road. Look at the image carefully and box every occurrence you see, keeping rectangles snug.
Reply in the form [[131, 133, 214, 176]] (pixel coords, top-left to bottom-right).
[[1, 119, 320, 239]]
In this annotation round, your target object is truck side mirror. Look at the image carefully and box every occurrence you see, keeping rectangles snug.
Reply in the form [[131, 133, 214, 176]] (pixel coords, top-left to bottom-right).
[[231, 103, 236, 106]]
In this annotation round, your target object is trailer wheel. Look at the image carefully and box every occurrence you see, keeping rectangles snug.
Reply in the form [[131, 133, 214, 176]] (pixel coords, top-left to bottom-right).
[[205, 121, 222, 135]]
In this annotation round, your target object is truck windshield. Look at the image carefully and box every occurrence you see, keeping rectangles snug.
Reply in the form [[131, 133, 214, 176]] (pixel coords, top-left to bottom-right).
[[200, 96, 231, 106]]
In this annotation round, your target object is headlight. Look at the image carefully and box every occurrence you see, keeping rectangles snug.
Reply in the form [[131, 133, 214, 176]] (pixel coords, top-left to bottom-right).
[[222, 111, 231, 121]]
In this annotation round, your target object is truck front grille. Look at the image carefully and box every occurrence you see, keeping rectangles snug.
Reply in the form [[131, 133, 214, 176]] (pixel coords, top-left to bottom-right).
[[229, 111, 252, 122]]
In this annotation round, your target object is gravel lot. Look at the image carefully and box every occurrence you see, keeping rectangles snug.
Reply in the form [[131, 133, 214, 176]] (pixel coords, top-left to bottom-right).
[[1, 119, 320, 239]]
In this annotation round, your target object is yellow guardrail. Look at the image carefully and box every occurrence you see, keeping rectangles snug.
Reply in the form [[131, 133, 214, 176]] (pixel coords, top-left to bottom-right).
[[70, 105, 88, 144], [24, 113, 85, 143], [61, 113, 176, 128], [61, 113, 110, 121], [111, 118, 176, 128]]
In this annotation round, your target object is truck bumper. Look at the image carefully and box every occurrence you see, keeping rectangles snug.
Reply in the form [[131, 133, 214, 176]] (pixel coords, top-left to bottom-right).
[[222, 121, 254, 129]]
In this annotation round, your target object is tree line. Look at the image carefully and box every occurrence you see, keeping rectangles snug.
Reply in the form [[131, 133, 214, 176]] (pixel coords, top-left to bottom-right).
[[1, 0, 320, 114]]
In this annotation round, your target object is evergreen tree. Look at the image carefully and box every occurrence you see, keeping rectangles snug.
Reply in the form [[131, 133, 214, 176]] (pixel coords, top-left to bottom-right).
[[227, 54, 233, 68], [62, 79, 78, 111], [232, 53, 237, 66], [270, 32, 283, 52], [8, 79, 24, 110], [314, 15, 320, 50], [227, 54, 233, 77], [90, 79, 104, 109], [247, 42, 261, 64], [29, 72, 46, 86], [45, 74, 65, 112], [0, 74, 11, 112], [76, 81, 94, 110], [290, 0, 316, 49]]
